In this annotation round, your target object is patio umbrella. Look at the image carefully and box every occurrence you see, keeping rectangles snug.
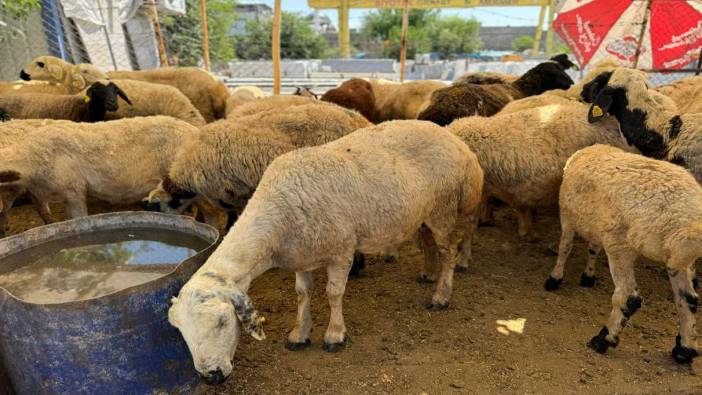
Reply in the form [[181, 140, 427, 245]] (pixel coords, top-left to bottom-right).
[[553, 0, 702, 69]]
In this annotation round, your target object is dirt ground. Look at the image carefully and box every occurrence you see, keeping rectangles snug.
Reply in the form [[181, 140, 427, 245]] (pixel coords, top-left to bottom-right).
[[6, 202, 702, 395]]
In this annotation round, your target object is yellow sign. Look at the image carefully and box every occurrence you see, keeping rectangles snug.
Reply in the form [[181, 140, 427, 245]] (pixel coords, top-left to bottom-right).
[[308, 0, 542, 8]]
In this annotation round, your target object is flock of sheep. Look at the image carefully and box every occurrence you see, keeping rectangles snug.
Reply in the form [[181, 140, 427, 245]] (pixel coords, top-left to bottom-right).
[[0, 53, 701, 386]]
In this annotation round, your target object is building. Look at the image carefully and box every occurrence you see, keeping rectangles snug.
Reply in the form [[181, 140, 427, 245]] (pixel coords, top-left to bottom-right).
[[230, 3, 273, 36], [307, 11, 336, 34]]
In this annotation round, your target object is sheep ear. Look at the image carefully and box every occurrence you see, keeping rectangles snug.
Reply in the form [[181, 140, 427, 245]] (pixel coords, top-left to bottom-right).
[[48, 64, 63, 81], [228, 287, 266, 341], [588, 92, 613, 123], [72, 74, 86, 91], [109, 83, 132, 105]]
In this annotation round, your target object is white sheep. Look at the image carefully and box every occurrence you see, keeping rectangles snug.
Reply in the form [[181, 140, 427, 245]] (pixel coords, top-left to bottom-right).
[[585, 68, 702, 183], [550, 144, 701, 364], [226, 95, 317, 119], [657, 75, 702, 114], [447, 102, 634, 246], [0, 116, 198, 218], [167, 120, 484, 384]]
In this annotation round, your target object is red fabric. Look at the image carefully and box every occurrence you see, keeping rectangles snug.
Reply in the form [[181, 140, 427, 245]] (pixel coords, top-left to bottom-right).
[[650, 1, 702, 69], [553, 0, 632, 67]]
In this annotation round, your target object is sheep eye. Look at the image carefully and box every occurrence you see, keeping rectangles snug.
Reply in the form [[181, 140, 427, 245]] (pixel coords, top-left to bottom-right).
[[36, 62, 45, 68]]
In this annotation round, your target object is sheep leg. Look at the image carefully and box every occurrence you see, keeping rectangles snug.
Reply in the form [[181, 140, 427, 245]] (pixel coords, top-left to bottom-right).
[[580, 242, 602, 288], [455, 211, 479, 272], [479, 196, 495, 227], [516, 208, 536, 242], [417, 225, 438, 283], [545, 222, 574, 291], [65, 197, 88, 219], [668, 267, 699, 363], [588, 248, 639, 354], [428, 231, 457, 310], [286, 271, 314, 351], [30, 194, 54, 224], [323, 257, 352, 352]]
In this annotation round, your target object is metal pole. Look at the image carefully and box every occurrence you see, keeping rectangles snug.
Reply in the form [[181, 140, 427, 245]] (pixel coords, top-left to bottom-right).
[[696, 46, 702, 76], [531, 0, 547, 57], [200, 0, 210, 71], [272, 0, 282, 95], [545, 0, 556, 56], [148, 1, 169, 67], [633, 0, 652, 69], [399, 0, 409, 82], [338, 0, 350, 58]]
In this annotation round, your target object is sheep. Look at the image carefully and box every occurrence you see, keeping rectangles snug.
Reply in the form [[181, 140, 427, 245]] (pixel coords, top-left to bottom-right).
[[320, 78, 377, 123], [585, 68, 702, 183], [19, 58, 207, 126], [0, 81, 130, 122], [0, 116, 198, 219], [548, 144, 701, 364], [418, 62, 575, 126], [225, 86, 265, 116], [106, 67, 230, 122], [447, 102, 634, 246], [657, 76, 702, 114], [370, 80, 448, 122], [167, 120, 483, 383], [0, 81, 68, 95], [498, 60, 619, 116], [226, 95, 319, 119], [455, 71, 519, 85], [293, 86, 318, 99]]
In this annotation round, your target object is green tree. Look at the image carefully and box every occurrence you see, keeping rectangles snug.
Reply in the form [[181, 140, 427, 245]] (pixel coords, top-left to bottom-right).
[[236, 12, 328, 60], [0, 0, 40, 19], [361, 9, 439, 41], [429, 16, 482, 58], [162, 0, 237, 67], [512, 35, 535, 52]]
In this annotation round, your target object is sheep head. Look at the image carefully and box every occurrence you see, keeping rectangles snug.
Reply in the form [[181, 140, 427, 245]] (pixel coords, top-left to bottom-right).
[[516, 62, 575, 95], [169, 274, 265, 385], [142, 177, 198, 214], [20, 56, 70, 83], [84, 82, 131, 122], [587, 69, 650, 123]]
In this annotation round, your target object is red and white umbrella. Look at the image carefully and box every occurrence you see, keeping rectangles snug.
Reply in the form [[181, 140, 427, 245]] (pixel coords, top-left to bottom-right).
[[553, 0, 702, 69]]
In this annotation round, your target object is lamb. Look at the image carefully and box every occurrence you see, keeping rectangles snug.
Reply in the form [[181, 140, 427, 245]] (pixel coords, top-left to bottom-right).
[[167, 120, 483, 384], [419, 62, 575, 126], [656, 76, 702, 114], [320, 78, 377, 122], [225, 86, 265, 116], [19, 58, 207, 126], [548, 144, 701, 364], [0, 81, 130, 122], [447, 102, 634, 246], [370, 80, 447, 122], [0, 116, 198, 219], [585, 68, 702, 183]]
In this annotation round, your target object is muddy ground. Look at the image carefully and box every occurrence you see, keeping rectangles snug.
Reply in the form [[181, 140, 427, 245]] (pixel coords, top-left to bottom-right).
[[6, 202, 702, 395]]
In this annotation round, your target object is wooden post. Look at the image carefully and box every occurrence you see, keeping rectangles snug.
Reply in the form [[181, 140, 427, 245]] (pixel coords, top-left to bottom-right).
[[338, 0, 350, 58], [545, 0, 556, 56], [272, 0, 282, 95], [200, 0, 210, 71], [633, 0, 652, 69], [148, 1, 169, 67], [531, 0, 548, 57], [399, 0, 409, 82]]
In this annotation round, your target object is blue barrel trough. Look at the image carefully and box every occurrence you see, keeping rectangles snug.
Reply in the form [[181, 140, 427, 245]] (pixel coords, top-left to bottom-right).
[[0, 212, 219, 394]]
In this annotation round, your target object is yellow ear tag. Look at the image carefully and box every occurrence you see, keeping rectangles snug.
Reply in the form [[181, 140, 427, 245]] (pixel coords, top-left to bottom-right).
[[259, 316, 266, 324], [83, 95, 90, 103], [591, 105, 603, 117]]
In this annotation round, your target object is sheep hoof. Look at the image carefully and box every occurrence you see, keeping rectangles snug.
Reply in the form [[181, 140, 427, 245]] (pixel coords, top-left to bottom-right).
[[580, 274, 596, 288], [588, 327, 617, 354], [425, 302, 449, 311], [323, 338, 347, 353], [544, 276, 562, 291], [454, 265, 468, 273], [285, 339, 311, 351], [672, 334, 699, 364], [416, 275, 436, 284]]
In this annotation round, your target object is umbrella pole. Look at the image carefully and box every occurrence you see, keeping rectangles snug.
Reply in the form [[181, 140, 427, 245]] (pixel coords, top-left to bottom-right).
[[633, 0, 652, 69], [272, 0, 282, 95], [696, 46, 702, 76], [399, 0, 409, 83]]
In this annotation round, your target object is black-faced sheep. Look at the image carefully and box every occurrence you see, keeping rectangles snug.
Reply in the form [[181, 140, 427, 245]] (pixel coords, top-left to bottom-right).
[[167, 120, 483, 384], [585, 68, 702, 183], [0, 116, 198, 219], [0, 81, 130, 122], [552, 144, 701, 364], [447, 102, 634, 245], [321, 78, 377, 123], [418, 62, 575, 126]]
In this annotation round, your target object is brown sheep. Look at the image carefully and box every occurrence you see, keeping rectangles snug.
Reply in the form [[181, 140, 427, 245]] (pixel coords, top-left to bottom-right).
[[321, 78, 377, 122], [418, 62, 575, 126], [370, 80, 447, 121]]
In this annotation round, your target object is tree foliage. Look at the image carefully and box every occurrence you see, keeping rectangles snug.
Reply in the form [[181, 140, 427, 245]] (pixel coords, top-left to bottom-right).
[[236, 12, 328, 60], [512, 35, 535, 52], [360, 10, 481, 59], [162, 0, 237, 67], [0, 0, 40, 19]]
